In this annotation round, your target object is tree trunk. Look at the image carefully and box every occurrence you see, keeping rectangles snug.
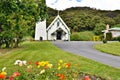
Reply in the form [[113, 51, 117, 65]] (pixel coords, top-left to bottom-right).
[[14, 38, 19, 48], [11, 39, 14, 48]]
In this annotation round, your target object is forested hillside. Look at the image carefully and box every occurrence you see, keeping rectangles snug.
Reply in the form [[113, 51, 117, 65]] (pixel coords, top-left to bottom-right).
[[47, 7, 120, 35]]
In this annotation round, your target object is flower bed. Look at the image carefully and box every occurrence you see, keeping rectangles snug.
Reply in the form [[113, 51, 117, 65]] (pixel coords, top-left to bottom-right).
[[0, 60, 106, 80]]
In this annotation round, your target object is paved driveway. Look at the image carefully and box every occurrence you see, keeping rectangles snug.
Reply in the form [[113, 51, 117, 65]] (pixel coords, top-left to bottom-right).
[[53, 41, 120, 68]]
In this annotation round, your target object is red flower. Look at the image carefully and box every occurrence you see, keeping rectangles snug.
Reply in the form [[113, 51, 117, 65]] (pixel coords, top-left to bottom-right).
[[27, 68, 31, 72], [0, 73, 6, 79], [84, 76, 90, 80], [9, 72, 20, 80], [35, 61, 39, 66], [9, 76, 13, 80], [12, 72, 20, 77]]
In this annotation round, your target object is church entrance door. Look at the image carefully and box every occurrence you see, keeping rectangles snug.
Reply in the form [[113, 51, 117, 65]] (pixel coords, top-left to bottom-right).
[[56, 30, 62, 40]]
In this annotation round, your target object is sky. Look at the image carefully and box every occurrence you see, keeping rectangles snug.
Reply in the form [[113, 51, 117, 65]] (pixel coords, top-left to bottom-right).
[[46, 0, 120, 11]]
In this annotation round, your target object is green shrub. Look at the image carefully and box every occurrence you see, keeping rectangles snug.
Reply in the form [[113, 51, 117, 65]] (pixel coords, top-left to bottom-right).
[[117, 36, 120, 42], [106, 32, 112, 40], [112, 37, 118, 41], [70, 33, 80, 41], [103, 39, 107, 43], [70, 31, 95, 41]]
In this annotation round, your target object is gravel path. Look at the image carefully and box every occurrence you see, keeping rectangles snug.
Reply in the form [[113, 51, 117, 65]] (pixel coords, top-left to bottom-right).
[[53, 41, 120, 68]]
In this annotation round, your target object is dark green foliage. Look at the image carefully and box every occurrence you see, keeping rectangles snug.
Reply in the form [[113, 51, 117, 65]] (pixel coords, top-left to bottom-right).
[[103, 17, 115, 26], [112, 37, 118, 41], [47, 7, 119, 32], [0, 0, 47, 48], [113, 24, 120, 28], [106, 32, 112, 40], [114, 14, 120, 24], [117, 36, 120, 42], [93, 23, 106, 35], [103, 39, 107, 44]]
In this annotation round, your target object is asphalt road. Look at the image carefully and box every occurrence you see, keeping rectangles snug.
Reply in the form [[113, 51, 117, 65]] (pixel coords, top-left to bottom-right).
[[53, 41, 120, 68]]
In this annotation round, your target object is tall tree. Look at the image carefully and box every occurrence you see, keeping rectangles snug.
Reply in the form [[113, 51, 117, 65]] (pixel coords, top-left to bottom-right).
[[114, 14, 120, 24], [0, 0, 47, 48], [93, 23, 106, 35]]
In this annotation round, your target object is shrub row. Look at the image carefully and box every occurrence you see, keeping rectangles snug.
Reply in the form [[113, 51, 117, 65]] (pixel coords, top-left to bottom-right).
[[70, 31, 95, 41]]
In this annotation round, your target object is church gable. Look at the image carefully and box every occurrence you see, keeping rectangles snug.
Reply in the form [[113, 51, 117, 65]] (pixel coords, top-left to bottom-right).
[[47, 15, 69, 32], [47, 15, 70, 41]]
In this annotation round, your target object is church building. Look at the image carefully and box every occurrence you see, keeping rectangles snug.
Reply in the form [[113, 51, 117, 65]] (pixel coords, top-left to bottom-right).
[[35, 15, 70, 41]]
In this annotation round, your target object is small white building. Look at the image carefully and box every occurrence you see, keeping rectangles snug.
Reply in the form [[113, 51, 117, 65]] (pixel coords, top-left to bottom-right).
[[108, 27, 120, 37], [35, 15, 70, 41], [102, 24, 120, 38]]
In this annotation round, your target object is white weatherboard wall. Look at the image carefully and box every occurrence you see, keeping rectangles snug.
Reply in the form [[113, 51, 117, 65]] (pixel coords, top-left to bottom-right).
[[35, 20, 47, 40], [110, 31, 120, 37]]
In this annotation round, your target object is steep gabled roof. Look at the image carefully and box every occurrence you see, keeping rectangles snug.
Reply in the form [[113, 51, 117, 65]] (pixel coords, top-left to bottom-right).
[[46, 15, 70, 32]]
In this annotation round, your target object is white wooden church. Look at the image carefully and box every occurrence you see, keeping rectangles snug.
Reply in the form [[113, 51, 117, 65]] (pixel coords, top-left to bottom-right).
[[35, 14, 70, 41]]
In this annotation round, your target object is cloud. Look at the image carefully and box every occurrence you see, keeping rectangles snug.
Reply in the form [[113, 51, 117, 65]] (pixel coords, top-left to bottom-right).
[[46, 0, 83, 10], [46, 0, 120, 10], [76, 0, 82, 2], [51, 0, 58, 5], [90, 0, 120, 10]]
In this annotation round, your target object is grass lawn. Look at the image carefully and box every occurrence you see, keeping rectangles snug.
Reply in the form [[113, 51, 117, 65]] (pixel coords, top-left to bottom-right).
[[94, 42, 120, 56], [0, 41, 120, 80]]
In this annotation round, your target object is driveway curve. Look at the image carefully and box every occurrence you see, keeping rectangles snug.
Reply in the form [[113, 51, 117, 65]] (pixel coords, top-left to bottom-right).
[[53, 41, 120, 68]]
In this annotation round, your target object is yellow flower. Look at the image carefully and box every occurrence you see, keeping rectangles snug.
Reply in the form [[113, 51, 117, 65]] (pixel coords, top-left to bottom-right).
[[37, 61, 51, 68], [62, 63, 66, 67], [37, 65, 41, 68], [59, 60, 63, 63], [1, 72, 7, 75], [58, 63, 61, 66], [27, 65, 32, 69], [47, 64, 53, 68], [58, 66, 61, 70], [39, 61, 49, 67]]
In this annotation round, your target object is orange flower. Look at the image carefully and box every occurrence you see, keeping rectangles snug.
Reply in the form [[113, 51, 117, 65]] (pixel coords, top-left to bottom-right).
[[59, 74, 65, 80], [65, 63, 71, 69], [0, 71, 6, 79], [28, 61, 32, 64], [56, 74, 65, 80], [44, 66, 49, 69], [0, 73, 6, 79]]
